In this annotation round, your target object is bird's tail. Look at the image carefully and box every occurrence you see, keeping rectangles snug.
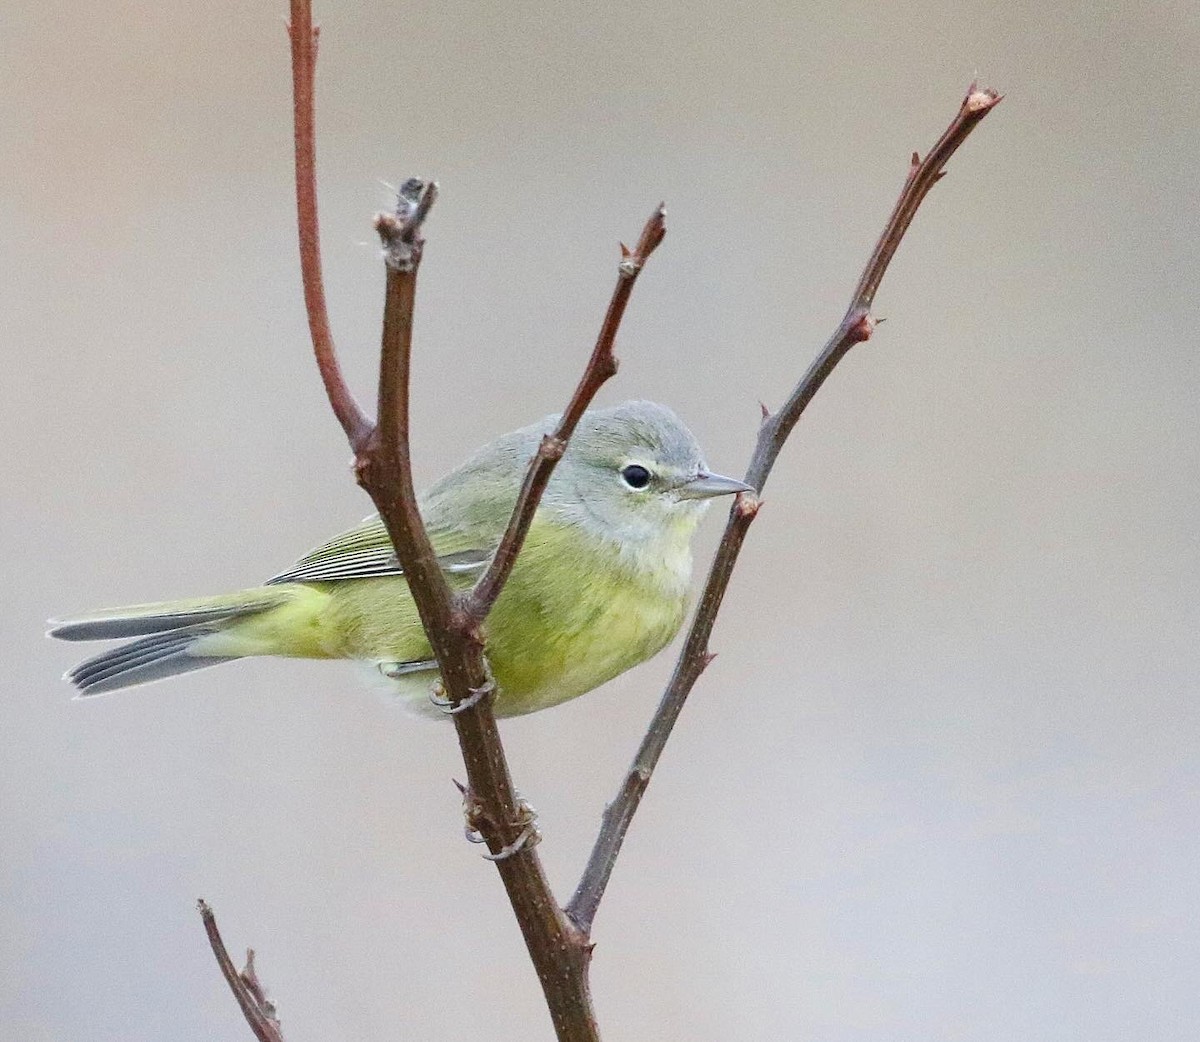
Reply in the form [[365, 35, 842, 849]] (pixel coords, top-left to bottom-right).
[[49, 587, 313, 696]]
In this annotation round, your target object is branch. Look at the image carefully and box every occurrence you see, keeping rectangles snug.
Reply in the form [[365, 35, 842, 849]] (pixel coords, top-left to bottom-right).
[[341, 192, 668, 1042], [568, 83, 1003, 934], [350, 179, 600, 1041], [286, 0, 372, 450], [349, 191, 665, 1042], [466, 205, 666, 617], [198, 900, 285, 1042]]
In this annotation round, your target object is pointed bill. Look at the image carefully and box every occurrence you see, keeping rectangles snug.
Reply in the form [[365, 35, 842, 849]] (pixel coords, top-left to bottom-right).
[[676, 471, 755, 500]]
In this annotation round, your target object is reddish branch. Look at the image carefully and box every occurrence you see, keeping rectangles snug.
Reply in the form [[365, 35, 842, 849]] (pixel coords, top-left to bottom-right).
[[567, 83, 1003, 932], [276, 7, 666, 1037], [198, 900, 285, 1042], [358, 182, 605, 1041], [466, 206, 666, 617], [285, 0, 371, 448]]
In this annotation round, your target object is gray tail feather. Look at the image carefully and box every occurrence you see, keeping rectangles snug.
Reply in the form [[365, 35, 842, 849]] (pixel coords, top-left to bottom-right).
[[67, 627, 234, 697], [49, 604, 264, 642]]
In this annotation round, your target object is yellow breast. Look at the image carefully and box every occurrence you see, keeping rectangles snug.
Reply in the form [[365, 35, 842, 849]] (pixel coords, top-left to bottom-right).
[[483, 519, 691, 716]]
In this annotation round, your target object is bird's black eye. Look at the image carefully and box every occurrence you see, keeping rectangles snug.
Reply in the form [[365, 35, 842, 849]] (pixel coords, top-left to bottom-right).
[[620, 464, 652, 489]]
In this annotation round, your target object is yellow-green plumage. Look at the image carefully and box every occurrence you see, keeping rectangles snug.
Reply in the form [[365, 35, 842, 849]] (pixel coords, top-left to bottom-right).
[[50, 401, 749, 717]]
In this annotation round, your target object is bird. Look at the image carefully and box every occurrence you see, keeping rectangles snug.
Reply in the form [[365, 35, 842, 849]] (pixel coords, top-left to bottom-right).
[[49, 400, 751, 717]]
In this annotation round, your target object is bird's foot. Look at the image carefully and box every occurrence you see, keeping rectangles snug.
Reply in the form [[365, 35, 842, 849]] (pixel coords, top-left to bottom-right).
[[456, 782, 542, 861], [429, 678, 495, 715]]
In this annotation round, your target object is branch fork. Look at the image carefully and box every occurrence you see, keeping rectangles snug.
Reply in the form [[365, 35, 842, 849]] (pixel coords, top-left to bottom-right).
[[199, 900, 285, 1042]]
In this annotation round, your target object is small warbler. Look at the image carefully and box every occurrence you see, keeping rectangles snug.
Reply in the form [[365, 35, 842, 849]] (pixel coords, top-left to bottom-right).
[[50, 401, 750, 716]]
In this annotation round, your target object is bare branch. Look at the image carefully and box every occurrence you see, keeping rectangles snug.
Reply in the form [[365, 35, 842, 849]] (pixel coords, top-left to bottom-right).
[[350, 184, 605, 1040], [568, 84, 1002, 934], [357, 179, 460, 653], [286, 0, 372, 450], [198, 900, 285, 1042], [467, 205, 667, 618]]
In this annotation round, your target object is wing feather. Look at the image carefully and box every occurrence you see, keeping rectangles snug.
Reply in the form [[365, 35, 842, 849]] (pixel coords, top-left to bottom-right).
[[265, 514, 492, 586]]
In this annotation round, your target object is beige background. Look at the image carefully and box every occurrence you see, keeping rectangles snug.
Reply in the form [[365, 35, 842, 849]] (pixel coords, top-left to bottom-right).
[[3, 0, 1199, 1039]]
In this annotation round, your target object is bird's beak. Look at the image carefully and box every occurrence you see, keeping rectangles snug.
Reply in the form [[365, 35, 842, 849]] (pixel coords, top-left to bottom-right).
[[676, 471, 755, 500]]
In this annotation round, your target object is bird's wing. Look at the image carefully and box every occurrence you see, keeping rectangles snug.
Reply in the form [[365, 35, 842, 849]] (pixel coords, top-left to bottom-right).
[[264, 514, 492, 585]]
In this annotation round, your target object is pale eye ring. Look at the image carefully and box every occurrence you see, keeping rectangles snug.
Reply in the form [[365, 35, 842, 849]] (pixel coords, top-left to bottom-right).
[[620, 464, 652, 490]]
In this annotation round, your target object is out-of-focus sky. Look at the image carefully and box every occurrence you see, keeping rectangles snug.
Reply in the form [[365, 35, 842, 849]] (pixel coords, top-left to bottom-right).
[[3, 1, 1198, 1039]]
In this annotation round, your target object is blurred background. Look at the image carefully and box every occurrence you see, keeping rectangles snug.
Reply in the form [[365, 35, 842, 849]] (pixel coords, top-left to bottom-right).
[[3, 0, 1198, 1039]]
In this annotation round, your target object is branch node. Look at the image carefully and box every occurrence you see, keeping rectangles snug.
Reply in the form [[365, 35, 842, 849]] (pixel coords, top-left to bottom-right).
[[375, 178, 439, 272], [848, 311, 876, 343], [540, 434, 568, 462], [735, 491, 762, 519]]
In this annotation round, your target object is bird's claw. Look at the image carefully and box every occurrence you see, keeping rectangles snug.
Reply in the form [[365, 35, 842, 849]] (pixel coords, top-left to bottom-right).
[[429, 678, 495, 714], [447, 679, 495, 715], [482, 819, 541, 861], [458, 785, 542, 860]]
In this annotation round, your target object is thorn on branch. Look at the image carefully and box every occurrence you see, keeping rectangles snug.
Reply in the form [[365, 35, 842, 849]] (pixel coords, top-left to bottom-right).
[[375, 178, 439, 272]]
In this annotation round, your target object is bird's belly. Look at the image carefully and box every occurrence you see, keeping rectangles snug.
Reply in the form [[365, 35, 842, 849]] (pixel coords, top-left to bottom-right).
[[485, 576, 687, 717], [359, 521, 693, 718]]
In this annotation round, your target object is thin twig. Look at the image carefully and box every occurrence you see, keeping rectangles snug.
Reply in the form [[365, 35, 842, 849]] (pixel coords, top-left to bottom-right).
[[466, 206, 667, 618], [286, 0, 372, 450], [198, 900, 285, 1042], [567, 83, 1003, 934]]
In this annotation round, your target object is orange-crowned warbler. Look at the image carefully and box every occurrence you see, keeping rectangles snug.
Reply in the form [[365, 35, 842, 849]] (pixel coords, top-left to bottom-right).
[[50, 401, 750, 716]]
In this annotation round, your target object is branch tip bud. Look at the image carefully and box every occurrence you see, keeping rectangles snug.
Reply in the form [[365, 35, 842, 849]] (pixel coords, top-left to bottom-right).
[[965, 87, 1002, 114]]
